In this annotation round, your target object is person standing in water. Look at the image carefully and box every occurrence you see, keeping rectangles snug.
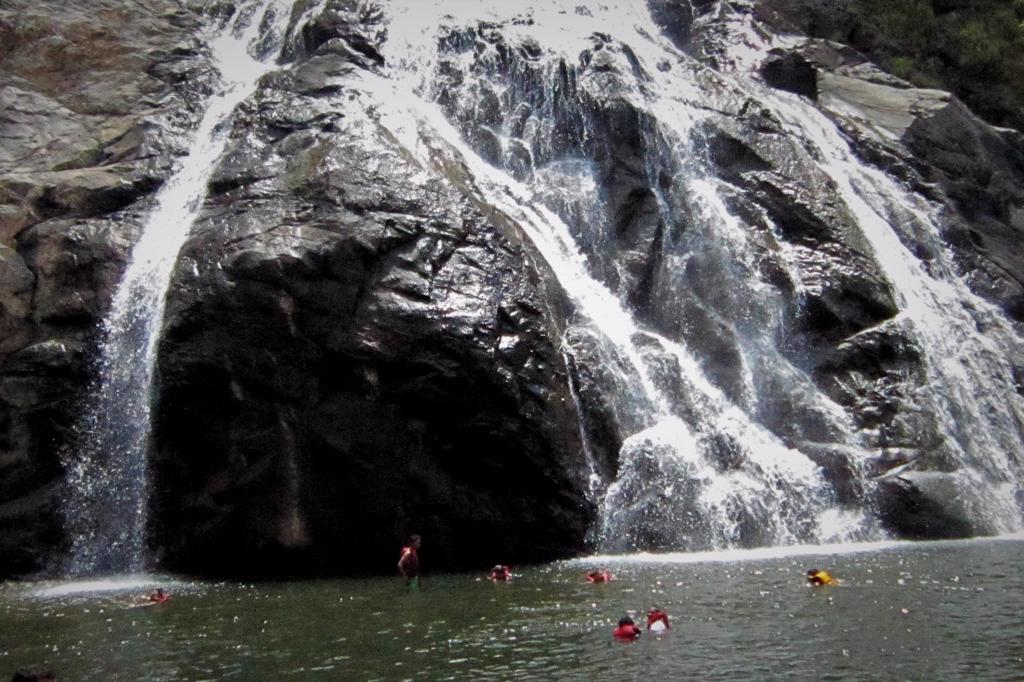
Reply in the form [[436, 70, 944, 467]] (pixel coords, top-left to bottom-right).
[[398, 534, 422, 588]]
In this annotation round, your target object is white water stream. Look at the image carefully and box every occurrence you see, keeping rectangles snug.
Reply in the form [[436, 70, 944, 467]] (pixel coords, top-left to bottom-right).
[[715, 8, 1024, 532], [61, 0, 300, 575]]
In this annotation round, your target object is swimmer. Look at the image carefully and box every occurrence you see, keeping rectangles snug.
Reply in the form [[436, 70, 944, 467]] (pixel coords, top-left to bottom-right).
[[806, 568, 838, 586], [646, 608, 671, 632], [148, 588, 170, 604], [586, 569, 613, 583], [489, 565, 512, 581], [613, 616, 641, 640]]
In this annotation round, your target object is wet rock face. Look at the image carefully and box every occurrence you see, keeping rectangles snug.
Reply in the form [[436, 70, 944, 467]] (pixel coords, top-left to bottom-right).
[[0, 0, 212, 576], [748, 21, 1024, 329], [0, 0, 592, 578], [707, 15, 1024, 534], [148, 41, 592, 576], [423, 13, 900, 444], [759, 50, 817, 100], [903, 104, 1024, 322], [874, 472, 979, 539]]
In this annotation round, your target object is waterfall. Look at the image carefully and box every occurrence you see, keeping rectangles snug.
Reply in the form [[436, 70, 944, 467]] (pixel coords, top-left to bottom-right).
[[371, 0, 843, 551], [367, 0, 1024, 548], [57, 0, 1024, 571], [60, 0, 298, 576], [713, 7, 1024, 533], [770, 97, 1024, 532]]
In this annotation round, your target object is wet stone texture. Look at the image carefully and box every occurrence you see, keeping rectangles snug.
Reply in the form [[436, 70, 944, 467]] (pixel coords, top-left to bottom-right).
[[417, 2, 1024, 542]]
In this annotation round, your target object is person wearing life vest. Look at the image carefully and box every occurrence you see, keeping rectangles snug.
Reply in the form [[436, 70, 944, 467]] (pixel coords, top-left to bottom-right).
[[586, 569, 613, 583], [646, 608, 671, 632], [148, 588, 170, 604], [806, 568, 838, 586], [489, 564, 512, 581], [398, 534, 422, 587], [613, 616, 641, 640]]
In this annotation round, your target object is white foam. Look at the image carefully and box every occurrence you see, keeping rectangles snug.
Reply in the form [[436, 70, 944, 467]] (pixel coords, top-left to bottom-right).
[[575, 534, 1024, 566], [30, 574, 167, 598]]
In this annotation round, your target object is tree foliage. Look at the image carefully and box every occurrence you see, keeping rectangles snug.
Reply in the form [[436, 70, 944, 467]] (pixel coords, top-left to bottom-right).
[[801, 0, 1024, 129]]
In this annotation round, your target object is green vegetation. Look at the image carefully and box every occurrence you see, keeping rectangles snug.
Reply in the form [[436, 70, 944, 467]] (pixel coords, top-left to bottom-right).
[[809, 0, 1024, 129]]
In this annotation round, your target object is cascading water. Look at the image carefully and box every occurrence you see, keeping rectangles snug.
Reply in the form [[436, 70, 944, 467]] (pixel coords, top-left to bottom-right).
[[770, 96, 1024, 531], [369, 0, 845, 551], [60, 0, 300, 575], [713, 6, 1024, 533], [365, 0, 1024, 549]]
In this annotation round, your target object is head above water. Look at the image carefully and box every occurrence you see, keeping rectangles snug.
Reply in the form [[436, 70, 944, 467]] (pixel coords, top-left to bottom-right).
[[807, 569, 820, 576], [618, 616, 634, 627], [408, 535, 421, 548]]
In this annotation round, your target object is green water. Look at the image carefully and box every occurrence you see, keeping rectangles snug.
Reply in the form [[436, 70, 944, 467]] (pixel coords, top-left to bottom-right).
[[1, 539, 1022, 680]]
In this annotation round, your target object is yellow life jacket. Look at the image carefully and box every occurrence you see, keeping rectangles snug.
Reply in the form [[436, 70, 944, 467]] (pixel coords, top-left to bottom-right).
[[809, 570, 837, 585]]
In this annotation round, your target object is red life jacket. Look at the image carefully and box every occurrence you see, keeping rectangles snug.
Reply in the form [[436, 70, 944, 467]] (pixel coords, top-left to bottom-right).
[[399, 546, 419, 576], [647, 609, 670, 630], [613, 623, 641, 640], [489, 566, 511, 581], [587, 570, 612, 583]]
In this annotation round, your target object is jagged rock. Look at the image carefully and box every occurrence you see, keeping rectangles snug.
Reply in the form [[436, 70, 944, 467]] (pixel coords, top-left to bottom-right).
[[0, 245, 34, 355], [874, 470, 979, 539], [771, 38, 1024, 325], [147, 47, 592, 576], [760, 49, 818, 100], [903, 104, 1024, 321], [647, 0, 701, 51], [819, 66, 951, 142], [796, 441, 865, 505]]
